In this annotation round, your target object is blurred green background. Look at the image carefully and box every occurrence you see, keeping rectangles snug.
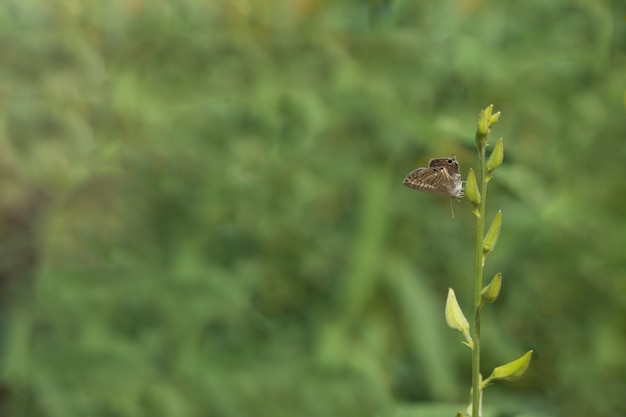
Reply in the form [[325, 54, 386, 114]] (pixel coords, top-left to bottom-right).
[[0, 0, 625, 416]]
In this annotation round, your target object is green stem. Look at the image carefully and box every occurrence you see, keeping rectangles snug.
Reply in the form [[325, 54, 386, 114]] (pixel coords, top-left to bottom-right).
[[471, 145, 488, 417]]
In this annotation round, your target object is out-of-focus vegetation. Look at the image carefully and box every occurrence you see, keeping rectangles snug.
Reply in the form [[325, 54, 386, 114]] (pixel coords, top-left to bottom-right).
[[0, 1, 624, 416]]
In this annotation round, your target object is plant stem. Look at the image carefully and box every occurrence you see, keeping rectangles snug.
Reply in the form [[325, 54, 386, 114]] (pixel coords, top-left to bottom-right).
[[471, 144, 488, 417]]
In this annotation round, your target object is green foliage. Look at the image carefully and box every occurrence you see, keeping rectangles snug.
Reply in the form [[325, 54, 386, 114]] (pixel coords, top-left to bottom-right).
[[0, 1, 624, 416]]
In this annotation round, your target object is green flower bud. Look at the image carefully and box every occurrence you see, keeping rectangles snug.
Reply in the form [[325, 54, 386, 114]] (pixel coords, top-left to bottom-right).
[[465, 168, 481, 207], [489, 112, 501, 126], [486, 138, 504, 174], [482, 350, 533, 388], [480, 272, 502, 304], [445, 288, 473, 348], [475, 105, 501, 150], [483, 210, 502, 255], [477, 104, 493, 136]]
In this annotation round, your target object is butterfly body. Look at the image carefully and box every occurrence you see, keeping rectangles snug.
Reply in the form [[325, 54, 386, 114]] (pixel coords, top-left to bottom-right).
[[403, 157, 464, 198]]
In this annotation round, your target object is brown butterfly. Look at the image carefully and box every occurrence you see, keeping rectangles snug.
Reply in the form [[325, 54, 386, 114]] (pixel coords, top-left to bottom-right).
[[403, 156, 464, 198]]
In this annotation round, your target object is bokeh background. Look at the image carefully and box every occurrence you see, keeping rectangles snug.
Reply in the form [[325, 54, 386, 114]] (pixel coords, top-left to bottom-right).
[[0, 1, 625, 416]]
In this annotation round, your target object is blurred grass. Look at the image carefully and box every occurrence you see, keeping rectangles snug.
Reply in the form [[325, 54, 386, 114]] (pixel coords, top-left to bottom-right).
[[0, 0, 624, 416]]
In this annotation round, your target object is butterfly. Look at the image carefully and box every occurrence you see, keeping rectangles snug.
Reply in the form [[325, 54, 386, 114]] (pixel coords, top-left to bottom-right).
[[403, 156, 464, 198]]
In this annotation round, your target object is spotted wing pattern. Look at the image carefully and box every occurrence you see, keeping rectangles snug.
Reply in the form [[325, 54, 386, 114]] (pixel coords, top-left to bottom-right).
[[403, 156, 464, 198]]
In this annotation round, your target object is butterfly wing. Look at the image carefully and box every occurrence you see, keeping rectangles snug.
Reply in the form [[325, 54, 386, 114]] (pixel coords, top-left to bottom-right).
[[404, 156, 464, 198], [428, 157, 460, 177], [403, 166, 456, 196]]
